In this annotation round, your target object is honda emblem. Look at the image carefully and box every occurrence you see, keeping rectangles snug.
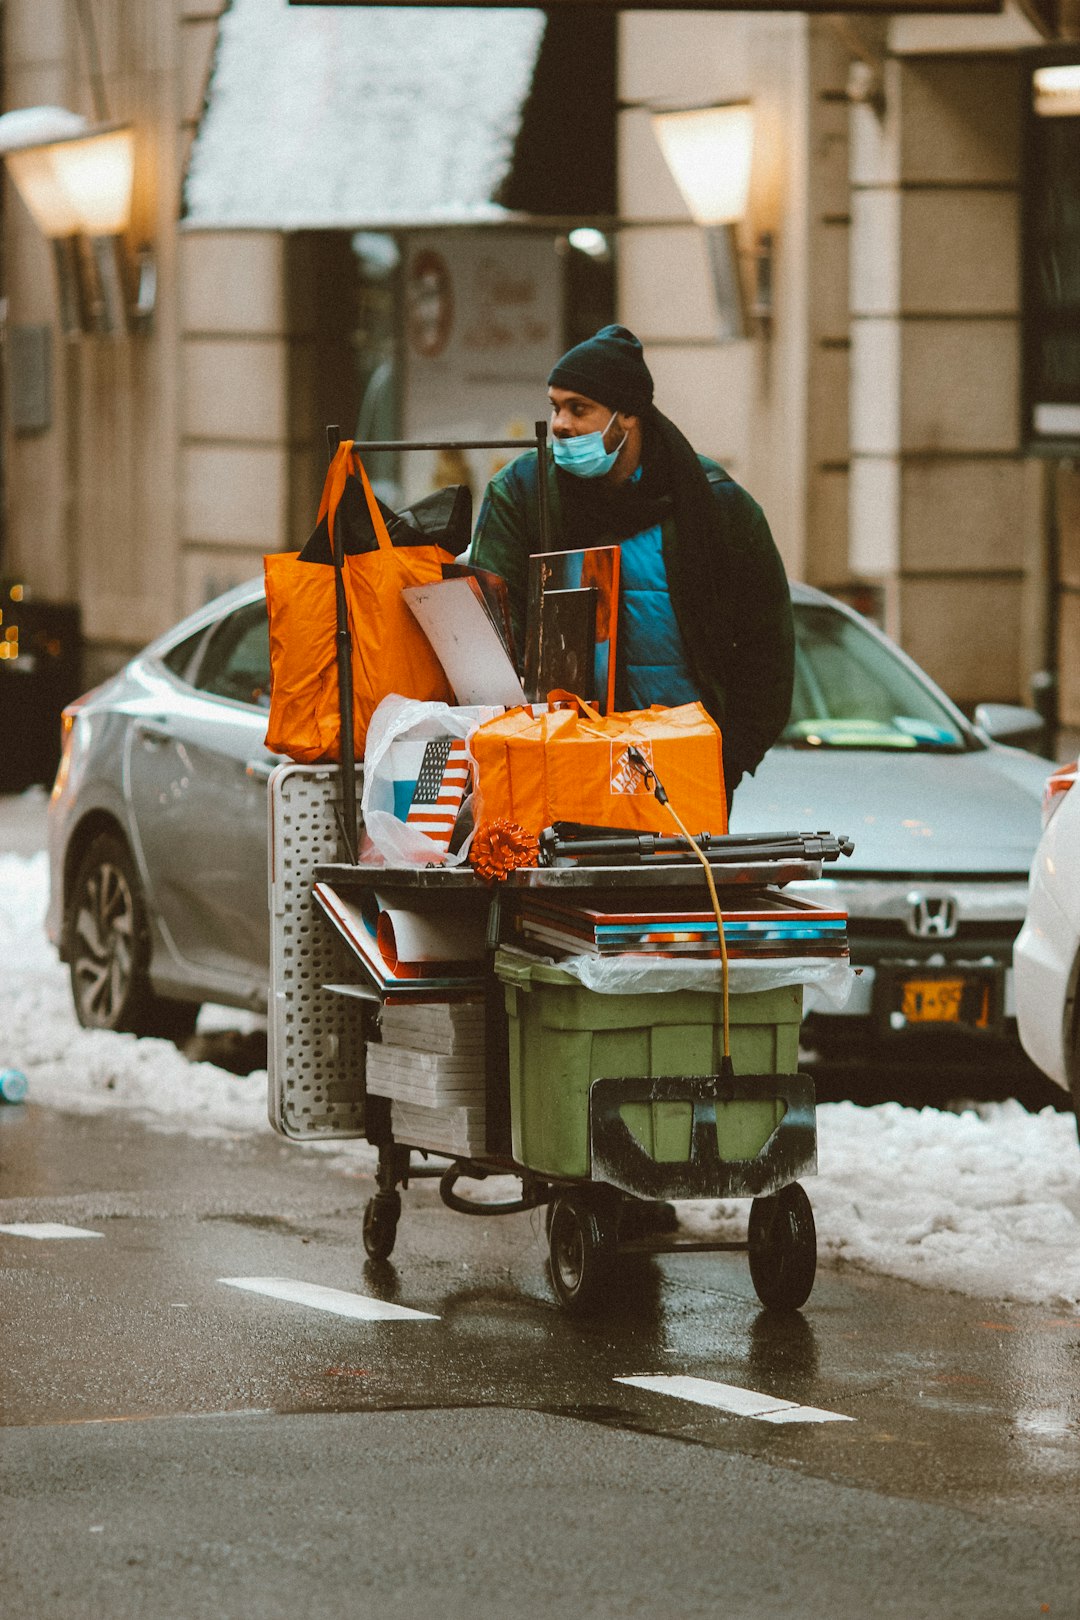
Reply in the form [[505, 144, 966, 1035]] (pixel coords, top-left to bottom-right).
[[905, 892, 959, 940]]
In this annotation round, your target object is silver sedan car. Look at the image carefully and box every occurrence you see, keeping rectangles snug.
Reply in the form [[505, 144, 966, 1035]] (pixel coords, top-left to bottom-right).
[[47, 580, 1049, 1057], [47, 585, 280, 1037]]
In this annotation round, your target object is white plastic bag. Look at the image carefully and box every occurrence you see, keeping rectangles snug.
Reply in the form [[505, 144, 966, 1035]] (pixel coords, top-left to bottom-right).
[[360, 694, 496, 867]]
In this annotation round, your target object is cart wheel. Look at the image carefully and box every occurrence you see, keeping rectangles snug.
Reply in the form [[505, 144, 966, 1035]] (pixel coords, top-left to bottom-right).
[[362, 1191, 401, 1262], [747, 1182, 817, 1312], [547, 1194, 612, 1314]]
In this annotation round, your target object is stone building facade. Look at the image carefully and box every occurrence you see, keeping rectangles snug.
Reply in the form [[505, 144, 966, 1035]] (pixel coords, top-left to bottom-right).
[[2, 0, 1079, 738]]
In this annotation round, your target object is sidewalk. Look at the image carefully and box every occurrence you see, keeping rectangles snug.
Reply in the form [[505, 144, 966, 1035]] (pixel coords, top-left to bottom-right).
[[0, 787, 49, 857]]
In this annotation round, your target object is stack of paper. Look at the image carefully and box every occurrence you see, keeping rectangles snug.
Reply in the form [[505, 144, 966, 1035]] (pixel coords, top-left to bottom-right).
[[380, 1001, 486, 1055], [366, 1046, 484, 1107], [387, 1101, 487, 1157], [368, 1002, 486, 1155]]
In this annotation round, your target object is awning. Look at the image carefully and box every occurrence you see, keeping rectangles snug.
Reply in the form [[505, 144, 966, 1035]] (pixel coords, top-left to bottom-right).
[[183, 0, 547, 231]]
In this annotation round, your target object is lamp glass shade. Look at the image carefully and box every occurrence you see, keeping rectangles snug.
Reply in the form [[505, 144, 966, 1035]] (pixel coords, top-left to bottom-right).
[[5, 145, 82, 236], [651, 104, 754, 226], [1034, 65, 1080, 118], [50, 127, 135, 235], [4, 124, 134, 238]]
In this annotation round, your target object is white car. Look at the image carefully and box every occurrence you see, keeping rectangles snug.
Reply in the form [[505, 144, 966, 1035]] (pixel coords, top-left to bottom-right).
[[1013, 760, 1080, 1129]]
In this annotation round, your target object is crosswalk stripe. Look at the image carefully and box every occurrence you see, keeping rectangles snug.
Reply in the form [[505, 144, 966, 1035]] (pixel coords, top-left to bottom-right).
[[0, 1222, 104, 1240], [614, 1374, 853, 1424], [219, 1277, 439, 1321]]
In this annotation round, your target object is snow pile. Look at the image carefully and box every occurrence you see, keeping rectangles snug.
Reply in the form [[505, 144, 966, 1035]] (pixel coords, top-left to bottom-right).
[[1, 853, 268, 1139], [683, 1101, 1080, 1311], [3, 850, 1079, 1308], [817, 1099, 1080, 1307]]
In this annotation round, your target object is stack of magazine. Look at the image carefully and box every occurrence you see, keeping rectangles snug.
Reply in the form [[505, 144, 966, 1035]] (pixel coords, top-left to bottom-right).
[[511, 889, 848, 961], [313, 882, 486, 1000], [366, 1002, 486, 1155]]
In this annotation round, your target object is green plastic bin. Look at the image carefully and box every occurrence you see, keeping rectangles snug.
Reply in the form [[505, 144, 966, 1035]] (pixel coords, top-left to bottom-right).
[[495, 949, 804, 1181]]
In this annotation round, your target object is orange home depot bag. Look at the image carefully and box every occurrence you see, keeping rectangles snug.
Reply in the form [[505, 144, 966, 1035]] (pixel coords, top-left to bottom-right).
[[264, 442, 454, 763], [471, 696, 727, 838]]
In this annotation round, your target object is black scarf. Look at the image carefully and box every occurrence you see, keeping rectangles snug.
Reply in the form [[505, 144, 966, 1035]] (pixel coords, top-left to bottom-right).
[[555, 408, 725, 696]]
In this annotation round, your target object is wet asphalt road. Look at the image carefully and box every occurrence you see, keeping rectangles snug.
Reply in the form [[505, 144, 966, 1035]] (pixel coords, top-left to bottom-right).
[[2, 1103, 1079, 1619]]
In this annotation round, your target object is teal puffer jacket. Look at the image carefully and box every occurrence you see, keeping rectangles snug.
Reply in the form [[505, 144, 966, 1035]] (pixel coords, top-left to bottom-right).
[[472, 446, 794, 795]]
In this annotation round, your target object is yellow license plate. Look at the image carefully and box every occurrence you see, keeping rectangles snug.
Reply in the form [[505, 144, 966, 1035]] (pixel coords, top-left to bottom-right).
[[901, 978, 965, 1023]]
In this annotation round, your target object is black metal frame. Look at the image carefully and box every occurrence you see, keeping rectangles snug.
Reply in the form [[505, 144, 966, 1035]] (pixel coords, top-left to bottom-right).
[[323, 421, 551, 863]]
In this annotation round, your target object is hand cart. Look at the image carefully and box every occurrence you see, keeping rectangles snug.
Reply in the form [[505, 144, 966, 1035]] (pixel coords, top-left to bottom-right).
[[269, 764, 846, 1314], [266, 430, 850, 1315]]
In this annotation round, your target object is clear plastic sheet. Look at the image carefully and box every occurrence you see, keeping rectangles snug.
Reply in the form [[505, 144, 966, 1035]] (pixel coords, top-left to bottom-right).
[[544, 949, 855, 1007]]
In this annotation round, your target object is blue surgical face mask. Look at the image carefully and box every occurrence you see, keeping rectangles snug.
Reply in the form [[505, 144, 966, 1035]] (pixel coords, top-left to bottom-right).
[[552, 411, 626, 479]]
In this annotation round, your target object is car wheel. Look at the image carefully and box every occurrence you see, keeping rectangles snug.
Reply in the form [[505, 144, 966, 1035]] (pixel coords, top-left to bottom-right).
[[67, 832, 199, 1041]]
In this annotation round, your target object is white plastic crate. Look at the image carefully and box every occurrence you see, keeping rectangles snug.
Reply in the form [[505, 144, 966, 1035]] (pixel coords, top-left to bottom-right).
[[268, 763, 370, 1140]]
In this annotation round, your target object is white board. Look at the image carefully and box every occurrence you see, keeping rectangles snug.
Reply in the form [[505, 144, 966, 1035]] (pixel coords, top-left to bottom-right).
[[403, 577, 526, 706]]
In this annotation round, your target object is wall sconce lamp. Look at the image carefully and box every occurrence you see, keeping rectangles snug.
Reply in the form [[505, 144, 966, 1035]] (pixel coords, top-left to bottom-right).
[[0, 106, 154, 336], [1033, 63, 1080, 117], [651, 102, 772, 342]]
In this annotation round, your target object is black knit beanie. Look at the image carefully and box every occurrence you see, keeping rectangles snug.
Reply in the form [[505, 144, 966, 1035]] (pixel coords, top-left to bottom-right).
[[547, 324, 654, 415]]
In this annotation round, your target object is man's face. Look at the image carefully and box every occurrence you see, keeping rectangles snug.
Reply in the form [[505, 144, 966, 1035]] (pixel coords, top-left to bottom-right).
[[548, 386, 625, 443]]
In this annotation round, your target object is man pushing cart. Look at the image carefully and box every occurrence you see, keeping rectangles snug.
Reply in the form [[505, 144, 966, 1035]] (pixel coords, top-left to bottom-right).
[[263, 399, 853, 1318]]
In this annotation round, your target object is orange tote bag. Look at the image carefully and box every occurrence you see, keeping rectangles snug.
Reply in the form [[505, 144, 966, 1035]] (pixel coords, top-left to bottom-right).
[[265, 442, 454, 763], [471, 696, 727, 838]]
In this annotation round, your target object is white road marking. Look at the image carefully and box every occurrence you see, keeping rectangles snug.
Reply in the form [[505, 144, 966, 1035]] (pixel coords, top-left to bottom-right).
[[220, 1277, 439, 1321], [0, 1222, 104, 1240], [615, 1374, 853, 1425]]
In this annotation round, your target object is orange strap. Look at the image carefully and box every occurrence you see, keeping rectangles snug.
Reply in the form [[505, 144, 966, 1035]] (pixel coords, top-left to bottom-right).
[[317, 440, 394, 559], [545, 689, 604, 722]]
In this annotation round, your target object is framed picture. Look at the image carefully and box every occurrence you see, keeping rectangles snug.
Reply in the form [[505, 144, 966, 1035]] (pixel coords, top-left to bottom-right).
[[524, 545, 620, 710]]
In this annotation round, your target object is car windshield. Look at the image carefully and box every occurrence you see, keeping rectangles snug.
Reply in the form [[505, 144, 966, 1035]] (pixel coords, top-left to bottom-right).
[[781, 603, 968, 752]]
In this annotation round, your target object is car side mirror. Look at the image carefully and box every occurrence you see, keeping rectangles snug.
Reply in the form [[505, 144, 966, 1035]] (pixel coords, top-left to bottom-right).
[[973, 702, 1047, 753]]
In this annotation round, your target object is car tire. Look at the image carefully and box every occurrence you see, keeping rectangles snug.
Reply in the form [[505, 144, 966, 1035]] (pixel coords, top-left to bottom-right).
[[67, 831, 200, 1042]]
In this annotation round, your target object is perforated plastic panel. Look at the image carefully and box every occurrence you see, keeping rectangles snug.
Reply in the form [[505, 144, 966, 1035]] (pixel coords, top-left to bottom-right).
[[268, 764, 370, 1140]]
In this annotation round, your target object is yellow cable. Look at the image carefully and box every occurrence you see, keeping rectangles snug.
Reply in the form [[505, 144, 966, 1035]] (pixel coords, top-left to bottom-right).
[[660, 801, 730, 1063]]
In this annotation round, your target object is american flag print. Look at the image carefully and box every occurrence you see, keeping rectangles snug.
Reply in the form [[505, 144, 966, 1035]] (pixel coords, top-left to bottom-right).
[[405, 737, 470, 853]]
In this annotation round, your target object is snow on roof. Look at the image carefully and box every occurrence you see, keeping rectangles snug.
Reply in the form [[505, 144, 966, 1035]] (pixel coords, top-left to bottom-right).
[[183, 0, 547, 230], [0, 107, 88, 153]]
